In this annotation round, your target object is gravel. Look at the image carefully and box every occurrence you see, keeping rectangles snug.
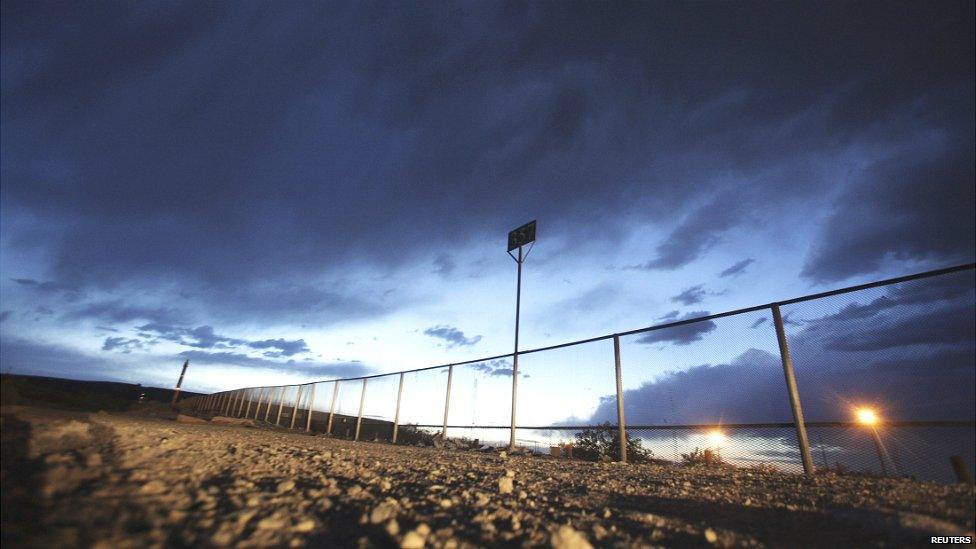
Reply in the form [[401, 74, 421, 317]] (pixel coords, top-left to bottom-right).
[[2, 405, 973, 548]]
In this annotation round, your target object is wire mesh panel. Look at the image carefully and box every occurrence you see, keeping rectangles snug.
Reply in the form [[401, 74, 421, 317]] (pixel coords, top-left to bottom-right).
[[308, 381, 335, 433], [446, 358, 514, 442], [331, 380, 364, 439], [290, 384, 313, 429], [279, 385, 299, 426], [782, 269, 976, 475], [394, 367, 448, 444], [360, 374, 400, 442], [516, 339, 617, 428]]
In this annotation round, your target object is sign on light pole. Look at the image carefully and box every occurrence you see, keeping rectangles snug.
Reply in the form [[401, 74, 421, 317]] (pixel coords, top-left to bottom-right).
[[507, 220, 536, 449]]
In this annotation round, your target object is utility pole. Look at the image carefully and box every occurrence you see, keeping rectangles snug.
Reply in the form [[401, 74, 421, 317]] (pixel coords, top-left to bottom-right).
[[171, 359, 190, 407], [507, 220, 536, 450]]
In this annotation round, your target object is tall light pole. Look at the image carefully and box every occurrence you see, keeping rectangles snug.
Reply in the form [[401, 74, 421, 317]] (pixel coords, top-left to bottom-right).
[[507, 220, 536, 450]]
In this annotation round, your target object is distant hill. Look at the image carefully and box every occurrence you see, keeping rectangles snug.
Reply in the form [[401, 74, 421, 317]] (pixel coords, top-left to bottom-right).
[[0, 374, 201, 412]]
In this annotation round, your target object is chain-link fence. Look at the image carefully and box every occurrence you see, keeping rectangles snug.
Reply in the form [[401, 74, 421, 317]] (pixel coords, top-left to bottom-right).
[[182, 264, 975, 483]]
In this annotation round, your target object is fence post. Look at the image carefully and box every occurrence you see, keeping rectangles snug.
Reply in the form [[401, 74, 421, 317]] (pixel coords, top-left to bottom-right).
[[253, 388, 266, 419], [442, 365, 454, 439], [236, 390, 247, 417], [221, 392, 229, 415], [305, 384, 316, 432], [355, 378, 368, 441], [264, 387, 275, 422], [772, 304, 815, 475], [392, 372, 404, 444], [244, 389, 254, 418], [327, 381, 339, 436], [290, 385, 304, 429], [613, 335, 627, 463], [275, 386, 285, 425]]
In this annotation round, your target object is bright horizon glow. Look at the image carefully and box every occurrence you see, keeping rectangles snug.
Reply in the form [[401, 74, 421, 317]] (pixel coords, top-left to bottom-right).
[[707, 429, 727, 446]]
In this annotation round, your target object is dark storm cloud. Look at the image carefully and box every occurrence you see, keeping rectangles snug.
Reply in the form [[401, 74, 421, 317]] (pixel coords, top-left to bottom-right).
[[66, 300, 182, 324], [177, 350, 370, 379], [639, 193, 750, 270], [671, 285, 707, 306], [802, 141, 975, 283], [719, 259, 755, 278], [635, 311, 717, 346], [11, 278, 76, 293], [423, 325, 482, 348], [2, 0, 972, 320]]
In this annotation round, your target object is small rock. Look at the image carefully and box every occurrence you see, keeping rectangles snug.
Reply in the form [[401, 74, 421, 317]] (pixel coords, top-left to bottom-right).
[[371, 502, 398, 524], [294, 518, 316, 533], [505, 470, 515, 478], [498, 476, 514, 495], [439, 499, 453, 509], [550, 525, 593, 549], [385, 519, 400, 536], [257, 516, 287, 530], [401, 531, 425, 549], [277, 480, 296, 493], [139, 480, 167, 495], [704, 528, 718, 544]]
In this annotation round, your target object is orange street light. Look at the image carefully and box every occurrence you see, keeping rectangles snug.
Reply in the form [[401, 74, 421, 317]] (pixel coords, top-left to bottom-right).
[[856, 408, 878, 426], [854, 406, 897, 476]]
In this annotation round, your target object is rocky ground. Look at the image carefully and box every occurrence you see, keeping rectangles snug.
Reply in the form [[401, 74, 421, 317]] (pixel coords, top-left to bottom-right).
[[1, 405, 973, 548]]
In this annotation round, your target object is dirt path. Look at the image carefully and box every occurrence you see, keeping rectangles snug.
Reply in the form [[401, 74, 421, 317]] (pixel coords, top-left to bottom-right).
[[1, 405, 973, 548]]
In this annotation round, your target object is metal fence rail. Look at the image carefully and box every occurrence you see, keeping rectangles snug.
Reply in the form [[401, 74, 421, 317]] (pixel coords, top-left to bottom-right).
[[182, 263, 976, 483]]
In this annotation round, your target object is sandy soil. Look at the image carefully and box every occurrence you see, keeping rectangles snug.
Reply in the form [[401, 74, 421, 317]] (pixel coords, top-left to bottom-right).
[[1, 405, 973, 548]]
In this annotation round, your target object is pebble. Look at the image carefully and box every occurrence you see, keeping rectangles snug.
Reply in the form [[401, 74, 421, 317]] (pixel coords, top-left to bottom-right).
[[256, 516, 287, 530], [498, 477, 514, 495], [277, 480, 296, 493], [293, 518, 316, 533], [704, 528, 718, 544]]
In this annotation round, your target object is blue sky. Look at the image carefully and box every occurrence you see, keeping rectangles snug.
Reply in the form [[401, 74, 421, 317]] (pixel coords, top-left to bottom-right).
[[1, 0, 973, 428]]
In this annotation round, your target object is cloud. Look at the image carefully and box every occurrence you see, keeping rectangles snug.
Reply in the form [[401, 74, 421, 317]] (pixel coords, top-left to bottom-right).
[[671, 285, 707, 306], [176, 350, 370, 379], [468, 358, 519, 377], [719, 259, 754, 278], [433, 254, 455, 276], [635, 311, 717, 346], [247, 338, 310, 357], [0, 311, 11, 323], [101, 336, 146, 353], [135, 323, 309, 356], [423, 325, 483, 348]]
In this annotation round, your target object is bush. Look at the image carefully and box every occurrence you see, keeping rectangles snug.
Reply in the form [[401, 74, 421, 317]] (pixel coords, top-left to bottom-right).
[[681, 447, 725, 467], [573, 422, 652, 463]]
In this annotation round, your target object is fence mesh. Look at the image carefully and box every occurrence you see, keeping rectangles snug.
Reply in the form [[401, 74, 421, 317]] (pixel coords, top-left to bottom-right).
[[183, 265, 975, 483]]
